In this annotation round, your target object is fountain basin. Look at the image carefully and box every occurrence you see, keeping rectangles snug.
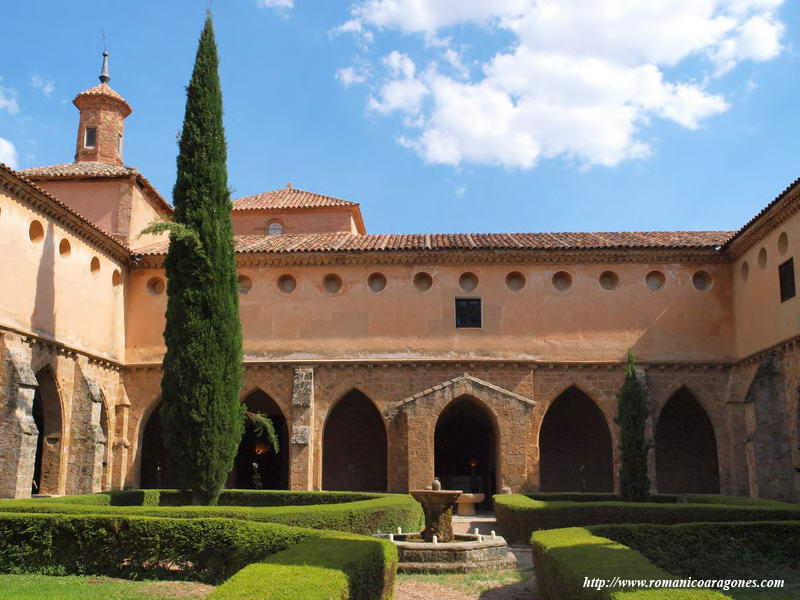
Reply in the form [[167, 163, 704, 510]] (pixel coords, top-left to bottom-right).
[[380, 533, 515, 573]]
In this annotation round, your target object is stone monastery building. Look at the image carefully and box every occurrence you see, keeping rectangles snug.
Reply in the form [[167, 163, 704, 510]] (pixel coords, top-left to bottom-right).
[[1, 57, 798, 503]]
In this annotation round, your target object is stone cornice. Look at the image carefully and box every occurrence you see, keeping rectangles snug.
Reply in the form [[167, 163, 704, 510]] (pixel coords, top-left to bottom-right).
[[134, 247, 727, 270], [725, 179, 800, 259], [0, 323, 122, 371], [0, 167, 130, 264]]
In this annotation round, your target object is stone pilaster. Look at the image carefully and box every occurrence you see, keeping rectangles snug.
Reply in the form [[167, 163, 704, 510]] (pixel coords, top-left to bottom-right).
[[289, 367, 314, 490], [0, 344, 38, 498], [112, 385, 131, 490]]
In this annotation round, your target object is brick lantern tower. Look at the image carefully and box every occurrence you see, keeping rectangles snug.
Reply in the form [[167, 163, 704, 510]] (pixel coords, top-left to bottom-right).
[[73, 52, 132, 165]]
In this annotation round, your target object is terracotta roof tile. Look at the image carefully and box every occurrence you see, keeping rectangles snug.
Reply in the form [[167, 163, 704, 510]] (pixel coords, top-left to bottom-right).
[[133, 230, 733, 257], [20, 162, 138, 178], [232, 187, 358, 210], [73, 83, 132, 114], [19, 162, 173, 216]]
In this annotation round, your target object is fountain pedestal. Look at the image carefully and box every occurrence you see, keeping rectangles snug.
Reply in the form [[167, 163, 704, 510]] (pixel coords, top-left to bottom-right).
[[410, 489, 462, 542]]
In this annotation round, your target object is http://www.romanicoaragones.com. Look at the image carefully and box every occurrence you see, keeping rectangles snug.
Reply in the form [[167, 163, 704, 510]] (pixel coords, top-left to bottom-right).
[[583, 577, 785, 593]]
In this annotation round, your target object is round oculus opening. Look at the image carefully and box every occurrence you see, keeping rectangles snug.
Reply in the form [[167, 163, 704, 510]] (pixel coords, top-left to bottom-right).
[[692, 270, 712, 291], [599, 270, 619, 291], [778, 232, 789, 255], [741, 261, 749, 282], [112, 269, 122, 287], [414, 272, 433, 292], [29, 220, 44, 243], [552, 271, 572, 291], [147, 277, 165, 295], [277, 274, 296, 293], [645, 270, 665, 291], [368, 272, 387, 292], [323, 273, 342, 293], [58, 238, 71, 257], [90, 256, 101, 274], [758, 247, 767, 269], [506, 271, 526, 291], [238, 275, 253, 294], [459, 272, 479, 292]]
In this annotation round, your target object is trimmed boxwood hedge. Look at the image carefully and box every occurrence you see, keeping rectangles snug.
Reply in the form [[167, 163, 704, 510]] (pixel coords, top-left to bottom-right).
[[531, 526, 732, 599], [0, 492, 423, 536], [209, 534, 397, 600], [495, 493, 800, 544], [0, 512, 308, 583], [0, 490, 421, 598]]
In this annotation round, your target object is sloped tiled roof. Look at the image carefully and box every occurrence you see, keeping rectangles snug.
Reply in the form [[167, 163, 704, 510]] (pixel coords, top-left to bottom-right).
[[20, 162, 138, 178], [73, 83, 132, 114], [232, 187, 358, 210], [133, 230, 733, 257], [0, 162, 128, 256], [724, 175, 800, 249], [19, 162, 172, 215]]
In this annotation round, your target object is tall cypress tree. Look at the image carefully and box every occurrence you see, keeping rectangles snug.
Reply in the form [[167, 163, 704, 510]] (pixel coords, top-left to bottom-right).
[[146, 14, 242, 505], [615, 350, 650, 502]]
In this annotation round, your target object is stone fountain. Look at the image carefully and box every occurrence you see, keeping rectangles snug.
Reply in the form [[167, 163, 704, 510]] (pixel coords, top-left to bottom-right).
[[379, 479, 514, 573]]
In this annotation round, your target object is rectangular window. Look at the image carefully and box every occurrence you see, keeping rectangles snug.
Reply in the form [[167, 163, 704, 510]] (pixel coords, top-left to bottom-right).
[[779, 258, 795, 303], [117, 133, 123, 155], [84, 127, 97, 148], [455, 298, 482, 328]]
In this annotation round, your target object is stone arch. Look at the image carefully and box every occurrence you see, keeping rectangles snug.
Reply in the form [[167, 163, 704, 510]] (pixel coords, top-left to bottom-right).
[[227, 388, 289, 490], [434, 395, 498, 507], [32, 365, 64, 495], [539, 385, 613, 492], [655, 386, 720, 493], [322, 389, 387, 492]]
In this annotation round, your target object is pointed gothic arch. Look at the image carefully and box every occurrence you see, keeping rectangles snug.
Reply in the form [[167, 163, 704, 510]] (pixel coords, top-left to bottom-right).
[[227, 389, 289, 490], [322, 389, 387, 492], [539, 386, 613, 492], [655, 387, 720, 493], [32, 366, 63, 495], [434, 395, 497, 507], [139, 401, 174, 489]]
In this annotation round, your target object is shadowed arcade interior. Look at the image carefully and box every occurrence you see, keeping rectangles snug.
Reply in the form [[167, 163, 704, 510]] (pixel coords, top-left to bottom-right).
[[227, 390, 289, 490], [655, 387, 720, 493], [434, 396, 496, 508], [322, 390, 387, 492], [32, 366, 63, 495], [539, 386, 614, 492]]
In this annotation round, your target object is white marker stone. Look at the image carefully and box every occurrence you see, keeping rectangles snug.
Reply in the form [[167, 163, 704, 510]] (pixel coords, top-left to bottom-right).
[[432, 535, 438, 544]]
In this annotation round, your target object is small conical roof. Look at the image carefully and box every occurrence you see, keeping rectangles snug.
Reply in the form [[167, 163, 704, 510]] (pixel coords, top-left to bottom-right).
[[73, 52, 132, 116]]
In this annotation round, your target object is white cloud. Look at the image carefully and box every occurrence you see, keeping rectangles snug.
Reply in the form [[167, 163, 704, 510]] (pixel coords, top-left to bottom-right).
[[0, 137, 18, 169], [0, 86, 19, 115], [30, 75, 55, 97], [257, 0, 294, 9], [336, 66, 369, 86], [343, 0, 786, 169]]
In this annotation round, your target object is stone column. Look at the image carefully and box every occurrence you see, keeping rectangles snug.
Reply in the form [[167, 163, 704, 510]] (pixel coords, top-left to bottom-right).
[[743, 354, 795, 501], [640, 368, 657, 494], [289, 367, 314, 490], [0, 347, 39, 498], [112, 387, 131, 490]]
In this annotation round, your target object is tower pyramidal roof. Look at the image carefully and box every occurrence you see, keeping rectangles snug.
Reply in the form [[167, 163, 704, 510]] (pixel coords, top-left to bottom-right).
[[73, 51, 132, 116]]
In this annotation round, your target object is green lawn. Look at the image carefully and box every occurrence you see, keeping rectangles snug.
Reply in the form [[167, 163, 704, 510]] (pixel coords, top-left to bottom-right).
[[0, 574, 213, 600]]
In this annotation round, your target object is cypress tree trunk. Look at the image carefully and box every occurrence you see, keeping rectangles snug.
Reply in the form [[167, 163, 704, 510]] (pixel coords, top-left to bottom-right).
[[615, 350, 650, 502], [159, 14, 243, 505]]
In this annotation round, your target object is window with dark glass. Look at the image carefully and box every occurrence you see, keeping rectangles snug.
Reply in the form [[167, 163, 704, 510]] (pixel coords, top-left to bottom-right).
[[779, 258, 795, 303], [84, 127, 97, 148], [455, 298, 481, 328]]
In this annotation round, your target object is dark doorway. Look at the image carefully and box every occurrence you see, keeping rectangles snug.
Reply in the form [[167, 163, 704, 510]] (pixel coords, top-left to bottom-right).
[[322, 390, 387, 492], [32, 367, 63, 495], [434, 397, 496, 508], [655, 388, 720, 493], [227, 390, 289, 490], [539, 387, 613, 492], [139, 404, 173, 488]]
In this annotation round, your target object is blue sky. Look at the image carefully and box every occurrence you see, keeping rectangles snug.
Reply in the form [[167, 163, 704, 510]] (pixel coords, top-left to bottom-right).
[[0, 1, 798, 235]]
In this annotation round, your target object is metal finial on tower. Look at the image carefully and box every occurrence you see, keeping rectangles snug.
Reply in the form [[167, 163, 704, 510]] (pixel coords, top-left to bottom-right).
[[99, 51, 110, 84]]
